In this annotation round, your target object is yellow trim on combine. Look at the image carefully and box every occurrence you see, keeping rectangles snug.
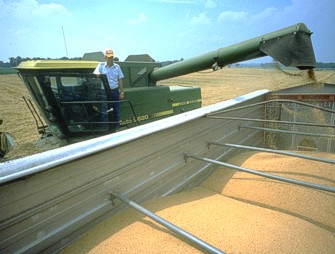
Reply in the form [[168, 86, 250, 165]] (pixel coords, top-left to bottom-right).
[[120, 110, 174, 126], [16, 60, 99, 70], [152, 110, 173, 117], [172, 99, 202, 107]]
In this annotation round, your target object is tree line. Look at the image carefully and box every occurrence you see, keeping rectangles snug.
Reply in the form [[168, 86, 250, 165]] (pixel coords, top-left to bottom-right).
[[316, 62, 335, 69], [0, 56, 82, 68]]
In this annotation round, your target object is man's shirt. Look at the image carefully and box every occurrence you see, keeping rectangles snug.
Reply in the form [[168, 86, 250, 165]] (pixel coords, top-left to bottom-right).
[[94, 62, 124, 89]]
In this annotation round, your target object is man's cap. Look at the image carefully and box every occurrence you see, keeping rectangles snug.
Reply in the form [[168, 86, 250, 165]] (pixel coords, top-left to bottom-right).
[[105, 48, 114, 58]]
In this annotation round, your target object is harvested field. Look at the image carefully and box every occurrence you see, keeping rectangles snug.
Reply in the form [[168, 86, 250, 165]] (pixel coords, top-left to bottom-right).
[[1, 68, 334, 160]]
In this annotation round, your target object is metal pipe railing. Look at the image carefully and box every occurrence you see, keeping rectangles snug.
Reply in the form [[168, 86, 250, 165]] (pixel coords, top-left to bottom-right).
[[209, 142, 335, 165], [206, 116, 335, 128], [240, 125, 335, 138], [110, 191, 226, 254], [207, 99, 335, 116], [184, 153, 335, 193]]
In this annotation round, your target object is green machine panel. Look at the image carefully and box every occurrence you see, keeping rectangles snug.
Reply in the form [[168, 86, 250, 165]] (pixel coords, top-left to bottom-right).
[[121, 86, 173, 127], [169, 86, 202, 114]]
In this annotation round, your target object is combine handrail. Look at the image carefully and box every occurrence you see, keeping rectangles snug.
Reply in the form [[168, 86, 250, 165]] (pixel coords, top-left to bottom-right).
[[110, 191, 226, 254], [22, 96, 48, 135], [208, 142, 335, 165], [184, 153, 335, 193], [61, 99, 139, 133]]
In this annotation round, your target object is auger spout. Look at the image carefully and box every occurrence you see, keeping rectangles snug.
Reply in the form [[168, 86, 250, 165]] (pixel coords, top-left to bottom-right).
[[149, 23, 316, 83]]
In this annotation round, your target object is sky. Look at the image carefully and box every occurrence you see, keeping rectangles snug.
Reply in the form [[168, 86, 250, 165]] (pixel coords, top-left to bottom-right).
[[0, 0, 334, 64]]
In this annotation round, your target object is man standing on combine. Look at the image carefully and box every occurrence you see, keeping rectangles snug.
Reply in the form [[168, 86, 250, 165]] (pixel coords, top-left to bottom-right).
[[94, 49, 124, 131]]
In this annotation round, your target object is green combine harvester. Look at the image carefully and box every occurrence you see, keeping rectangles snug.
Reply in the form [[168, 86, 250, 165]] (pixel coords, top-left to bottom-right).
[[16, 23, 315, 145]]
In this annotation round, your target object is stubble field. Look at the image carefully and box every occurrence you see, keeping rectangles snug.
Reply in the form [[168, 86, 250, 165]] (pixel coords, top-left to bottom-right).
[[1, 67, 334, 160]]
